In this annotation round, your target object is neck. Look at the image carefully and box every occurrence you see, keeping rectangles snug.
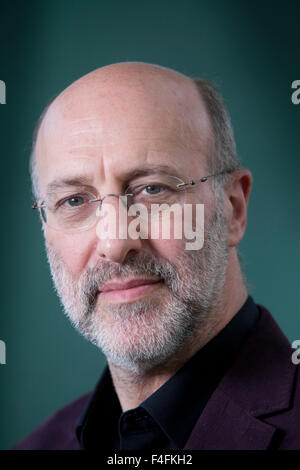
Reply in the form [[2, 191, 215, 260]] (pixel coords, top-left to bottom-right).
[[109, 248, 248, 412]]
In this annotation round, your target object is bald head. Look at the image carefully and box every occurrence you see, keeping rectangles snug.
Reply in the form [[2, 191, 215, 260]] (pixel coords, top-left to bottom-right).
[[50, 62, 205, 120], [31, 62, 239, 200]]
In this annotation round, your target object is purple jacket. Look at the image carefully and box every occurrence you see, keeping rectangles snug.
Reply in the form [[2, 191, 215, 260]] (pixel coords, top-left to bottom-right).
[[14, 306, 300, 450]]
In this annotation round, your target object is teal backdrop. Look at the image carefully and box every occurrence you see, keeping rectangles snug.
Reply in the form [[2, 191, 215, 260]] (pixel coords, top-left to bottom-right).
[[0, 0, 299, 450]]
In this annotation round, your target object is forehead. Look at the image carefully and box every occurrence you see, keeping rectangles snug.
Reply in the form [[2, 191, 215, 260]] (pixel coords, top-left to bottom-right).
[[36, 76, 212, 195]]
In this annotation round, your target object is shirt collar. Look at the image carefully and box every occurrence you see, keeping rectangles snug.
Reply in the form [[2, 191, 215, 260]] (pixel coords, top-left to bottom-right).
[[76, 295, 260, 449], [140, 295, 260, 448], [76, 366, 122, 449]]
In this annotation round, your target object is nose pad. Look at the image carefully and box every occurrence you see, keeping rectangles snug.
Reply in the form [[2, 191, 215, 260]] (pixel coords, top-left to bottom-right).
[[96, 204, 101, 218], [96, 194, 128, 212], [95, 194, 129, 240]]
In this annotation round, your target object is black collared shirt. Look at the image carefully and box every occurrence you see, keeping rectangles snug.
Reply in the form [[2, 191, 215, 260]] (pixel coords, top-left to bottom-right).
[[76, 296, 260, 450]]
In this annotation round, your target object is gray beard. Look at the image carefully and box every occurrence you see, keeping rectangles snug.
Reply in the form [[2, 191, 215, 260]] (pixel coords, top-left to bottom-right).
[[45, 196, 229, 375]]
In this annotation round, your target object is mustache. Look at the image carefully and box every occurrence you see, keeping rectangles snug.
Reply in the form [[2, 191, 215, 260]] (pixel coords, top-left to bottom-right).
[[79, 252, 181, 307]]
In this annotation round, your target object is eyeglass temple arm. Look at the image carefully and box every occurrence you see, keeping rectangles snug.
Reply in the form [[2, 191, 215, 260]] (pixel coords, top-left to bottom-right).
[[177, 170, 232, 188], [32, 201, 47, 210]]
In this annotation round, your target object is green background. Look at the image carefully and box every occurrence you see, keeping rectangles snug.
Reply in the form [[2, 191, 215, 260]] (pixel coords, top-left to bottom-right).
[[0, 0, 299, 450]]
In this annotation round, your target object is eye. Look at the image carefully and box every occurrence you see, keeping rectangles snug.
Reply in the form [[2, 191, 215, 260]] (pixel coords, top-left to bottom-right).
[[65, 195, 85, 207], [141, 184, 164, 196], [57, 193, 89, 209]]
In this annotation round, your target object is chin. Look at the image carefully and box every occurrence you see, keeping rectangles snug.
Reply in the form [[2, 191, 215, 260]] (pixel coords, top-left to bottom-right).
[[91, 316, 185, 374]]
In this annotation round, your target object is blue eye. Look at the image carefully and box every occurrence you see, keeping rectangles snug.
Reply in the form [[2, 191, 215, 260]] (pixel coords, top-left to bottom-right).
[[141, 185, 164, 195], [65, 195, 85, 207], [56, 194, 88, 209]]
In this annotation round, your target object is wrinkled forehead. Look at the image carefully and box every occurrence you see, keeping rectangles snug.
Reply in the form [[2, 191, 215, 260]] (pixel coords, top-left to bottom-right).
[[35, 74, 213, 191]]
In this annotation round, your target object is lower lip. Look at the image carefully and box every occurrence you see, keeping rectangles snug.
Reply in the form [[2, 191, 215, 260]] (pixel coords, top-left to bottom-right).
[[99, 281, 162, 303]]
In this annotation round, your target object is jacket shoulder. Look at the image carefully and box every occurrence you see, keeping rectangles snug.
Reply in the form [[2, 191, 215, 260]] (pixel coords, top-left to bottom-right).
[[185, 305, 300, 450], [13, 392, 91, 450]]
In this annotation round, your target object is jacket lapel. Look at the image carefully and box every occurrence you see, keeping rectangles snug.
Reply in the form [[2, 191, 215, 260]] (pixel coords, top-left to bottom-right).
[[184, 306, 296, 450], [184, 387, 277, 450]]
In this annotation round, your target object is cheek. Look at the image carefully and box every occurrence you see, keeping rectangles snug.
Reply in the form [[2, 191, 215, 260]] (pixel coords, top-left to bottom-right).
[[145, 210, 196, 259], [147, 236, 185, 261], [45, 229, 95, 278]]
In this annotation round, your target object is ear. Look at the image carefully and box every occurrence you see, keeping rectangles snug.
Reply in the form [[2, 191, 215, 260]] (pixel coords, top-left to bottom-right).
[[224, 169, 252, 247]]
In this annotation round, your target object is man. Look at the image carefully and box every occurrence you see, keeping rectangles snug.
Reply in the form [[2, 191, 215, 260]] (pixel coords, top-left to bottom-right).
[[15, 62, 300, 450]]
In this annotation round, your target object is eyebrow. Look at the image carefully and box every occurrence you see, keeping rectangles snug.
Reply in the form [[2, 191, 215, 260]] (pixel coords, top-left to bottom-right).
[[45, 164, 183, 197], [121, 164, 182, 180], [46, 176, 96, 197]]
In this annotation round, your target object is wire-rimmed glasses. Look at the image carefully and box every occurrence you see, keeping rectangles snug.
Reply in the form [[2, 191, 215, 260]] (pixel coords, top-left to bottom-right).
[[32, 170, 231, 232]]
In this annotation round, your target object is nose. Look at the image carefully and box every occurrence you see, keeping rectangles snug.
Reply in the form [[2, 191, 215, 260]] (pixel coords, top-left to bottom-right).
[[94, 194, 142, 263]]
